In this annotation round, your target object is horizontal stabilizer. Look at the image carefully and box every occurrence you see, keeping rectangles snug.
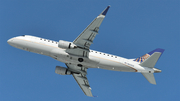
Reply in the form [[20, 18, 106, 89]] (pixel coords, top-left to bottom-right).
[[142, 73, 156, 85]]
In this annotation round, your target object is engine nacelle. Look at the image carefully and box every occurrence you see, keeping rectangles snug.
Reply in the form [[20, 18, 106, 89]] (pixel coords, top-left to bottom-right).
[[55, 66, 71, 75], [58, 40, 77, 49]]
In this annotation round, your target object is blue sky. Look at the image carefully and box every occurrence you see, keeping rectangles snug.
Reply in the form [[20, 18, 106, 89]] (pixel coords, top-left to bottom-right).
[[1, 0, 180, 101]]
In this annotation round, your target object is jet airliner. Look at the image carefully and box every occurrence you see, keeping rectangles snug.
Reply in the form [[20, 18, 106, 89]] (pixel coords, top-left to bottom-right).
[[7, 6, 164, 97]]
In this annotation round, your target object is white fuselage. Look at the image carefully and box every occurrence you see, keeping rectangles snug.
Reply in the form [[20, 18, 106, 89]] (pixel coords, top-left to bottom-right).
[[7, 35, 154, 73]]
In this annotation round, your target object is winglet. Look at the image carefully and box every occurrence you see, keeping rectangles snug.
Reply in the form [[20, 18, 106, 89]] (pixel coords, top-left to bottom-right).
[[101, 5, 110, 16]]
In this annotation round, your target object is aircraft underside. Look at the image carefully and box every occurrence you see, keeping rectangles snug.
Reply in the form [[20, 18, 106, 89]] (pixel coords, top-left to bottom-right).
[[7, 6, 164, 97]]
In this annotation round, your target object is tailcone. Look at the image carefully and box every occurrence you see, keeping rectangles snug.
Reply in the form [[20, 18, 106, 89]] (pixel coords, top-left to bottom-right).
[[153, 68, 162, 73]]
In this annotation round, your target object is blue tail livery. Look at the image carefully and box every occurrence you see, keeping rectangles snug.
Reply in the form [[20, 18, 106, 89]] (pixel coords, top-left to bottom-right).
[[134, 48, 165, 64]]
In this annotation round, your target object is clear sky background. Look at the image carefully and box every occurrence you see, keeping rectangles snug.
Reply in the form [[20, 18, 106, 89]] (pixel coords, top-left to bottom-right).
[[1, 0, 180, 101]]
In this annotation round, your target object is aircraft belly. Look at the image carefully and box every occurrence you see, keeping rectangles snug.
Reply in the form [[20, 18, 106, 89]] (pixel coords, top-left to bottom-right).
[[14, 38, 135, 72], [27, 42, 52, 56], [50, 49, 99, 68], [50, 48, 69, 63], [65, 55, 99, 68], [98, 58, 136, 72]]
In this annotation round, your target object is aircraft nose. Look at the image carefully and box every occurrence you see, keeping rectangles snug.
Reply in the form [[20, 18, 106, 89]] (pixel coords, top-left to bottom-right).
[[7, 38, 14, 45]]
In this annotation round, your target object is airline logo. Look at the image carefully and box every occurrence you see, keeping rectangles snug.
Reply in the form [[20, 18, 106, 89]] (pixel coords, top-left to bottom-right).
[[134, 54, 150, 63], [134, 48, 165, 63]]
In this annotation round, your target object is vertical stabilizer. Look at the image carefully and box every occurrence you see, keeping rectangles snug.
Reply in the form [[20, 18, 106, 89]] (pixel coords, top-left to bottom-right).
[[134, 48, 164, 68], [137, 48, 164, 84], [141, 73, 156, 85]]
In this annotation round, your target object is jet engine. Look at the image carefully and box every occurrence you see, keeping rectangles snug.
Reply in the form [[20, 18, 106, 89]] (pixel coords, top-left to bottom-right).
[[55, 66, 71, 75], [58, 40, 77, 49]]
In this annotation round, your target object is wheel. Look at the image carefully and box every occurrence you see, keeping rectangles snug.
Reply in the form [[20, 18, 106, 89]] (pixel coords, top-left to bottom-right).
[[78, 58, 83, 62]]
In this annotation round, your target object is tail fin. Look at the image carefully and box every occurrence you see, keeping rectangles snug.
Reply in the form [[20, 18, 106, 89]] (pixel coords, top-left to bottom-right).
[[134, 48, 165, 68], [135, 48, 165, 85]]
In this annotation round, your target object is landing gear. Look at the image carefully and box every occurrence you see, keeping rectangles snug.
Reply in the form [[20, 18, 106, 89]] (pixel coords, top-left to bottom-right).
[[78, 58, 83, 62], [77, 64, 83, 67]]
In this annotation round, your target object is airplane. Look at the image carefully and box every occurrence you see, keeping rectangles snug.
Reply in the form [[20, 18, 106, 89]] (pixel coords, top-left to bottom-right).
[[7, 6, 164, 97]]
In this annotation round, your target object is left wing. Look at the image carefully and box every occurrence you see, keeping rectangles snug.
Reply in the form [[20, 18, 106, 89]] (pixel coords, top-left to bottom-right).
[[73, 6, 110, 49], [66, 6, 110, 57], [66, 64, 93, 97]]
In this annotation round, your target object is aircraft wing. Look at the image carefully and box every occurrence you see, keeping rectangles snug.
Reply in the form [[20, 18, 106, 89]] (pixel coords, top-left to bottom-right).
[[65, 6, 110, 97], [73, 6, 110, 49], [66, 6, 110, 57], [66, 64, 93, 97]]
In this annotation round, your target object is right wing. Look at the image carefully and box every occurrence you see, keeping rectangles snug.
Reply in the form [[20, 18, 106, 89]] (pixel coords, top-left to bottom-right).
[[66, 64, 93, 97], [73, 73, 92, 97]]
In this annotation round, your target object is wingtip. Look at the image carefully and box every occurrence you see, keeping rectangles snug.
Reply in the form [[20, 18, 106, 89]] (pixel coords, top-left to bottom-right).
[[101, 5, 110, 16]]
